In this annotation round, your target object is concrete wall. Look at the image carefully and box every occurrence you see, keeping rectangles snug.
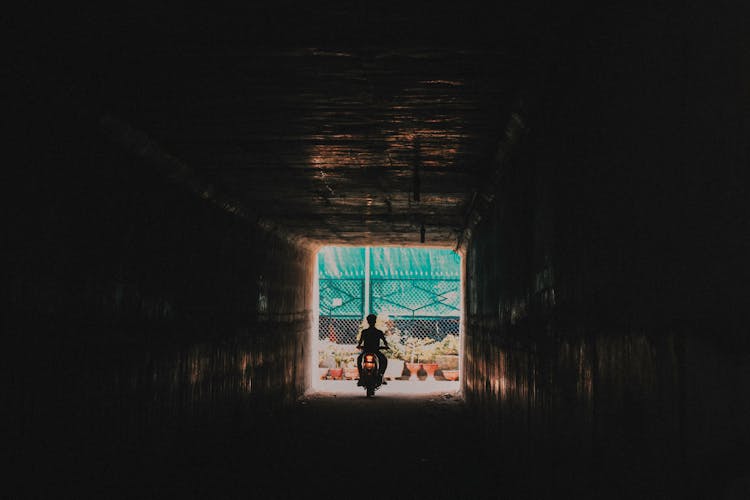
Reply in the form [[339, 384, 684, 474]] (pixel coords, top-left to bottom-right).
[[462, 5, 749, 498], [6, 116, 314, 470]]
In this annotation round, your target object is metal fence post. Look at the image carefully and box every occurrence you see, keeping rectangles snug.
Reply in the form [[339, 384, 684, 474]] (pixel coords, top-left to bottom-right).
[[364, 246, 371, 316]]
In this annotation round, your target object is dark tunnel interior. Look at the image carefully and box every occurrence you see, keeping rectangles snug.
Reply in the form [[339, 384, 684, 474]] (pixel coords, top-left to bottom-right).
[[7, 2, 750, 498]]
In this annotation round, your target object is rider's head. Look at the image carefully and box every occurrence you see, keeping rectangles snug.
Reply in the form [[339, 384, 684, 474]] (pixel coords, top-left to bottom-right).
[[366, 314, 377, 326]]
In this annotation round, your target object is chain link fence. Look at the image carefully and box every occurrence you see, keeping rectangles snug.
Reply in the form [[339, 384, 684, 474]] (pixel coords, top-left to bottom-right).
[[318, 316, 459, 345], [318, 277, 460, 344]]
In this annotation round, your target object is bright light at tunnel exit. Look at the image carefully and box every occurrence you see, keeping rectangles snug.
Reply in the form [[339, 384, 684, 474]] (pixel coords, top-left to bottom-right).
[[310, 246, 463, 396]]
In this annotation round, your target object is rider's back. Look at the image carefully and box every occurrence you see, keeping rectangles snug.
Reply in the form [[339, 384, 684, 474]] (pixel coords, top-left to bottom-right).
[[360, 326, 383, 351]]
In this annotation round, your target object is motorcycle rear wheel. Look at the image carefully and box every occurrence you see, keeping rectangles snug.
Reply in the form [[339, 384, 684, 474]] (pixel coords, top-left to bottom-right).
[[366, 387, 374, 397]]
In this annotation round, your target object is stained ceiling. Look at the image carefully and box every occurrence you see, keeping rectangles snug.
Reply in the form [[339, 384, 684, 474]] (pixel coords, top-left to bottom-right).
[[92, 3, 545, 247]]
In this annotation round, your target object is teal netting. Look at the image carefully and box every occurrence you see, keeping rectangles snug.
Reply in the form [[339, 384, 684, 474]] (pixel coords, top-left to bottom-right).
[[318, 247, 366, 279], [318, 247, 460, 320], [318, 247, 460, 280]]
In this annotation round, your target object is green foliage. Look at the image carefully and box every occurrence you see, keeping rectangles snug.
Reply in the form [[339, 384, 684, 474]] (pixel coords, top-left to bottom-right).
[[318, 340, 358, 368], [383, 331, 406, 360], [332, 346, 356, 368], [434, 334, 459, 356], [403, 337, 436, 363]]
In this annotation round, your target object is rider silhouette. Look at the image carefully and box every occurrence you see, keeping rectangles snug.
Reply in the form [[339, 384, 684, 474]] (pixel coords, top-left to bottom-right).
[[357, 314, 389, 386]]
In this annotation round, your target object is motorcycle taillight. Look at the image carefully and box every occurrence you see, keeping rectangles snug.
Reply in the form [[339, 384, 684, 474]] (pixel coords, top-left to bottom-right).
[[365, 354, 375, 363]]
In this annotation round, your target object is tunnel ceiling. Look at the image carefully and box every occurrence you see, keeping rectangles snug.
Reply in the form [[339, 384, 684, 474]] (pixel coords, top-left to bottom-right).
[[94, 3, 539, 247]]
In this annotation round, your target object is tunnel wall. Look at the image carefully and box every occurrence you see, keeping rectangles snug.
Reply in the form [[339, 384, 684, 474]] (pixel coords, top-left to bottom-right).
[[6, 117, 314, 467], [462, 5, 749, 498]]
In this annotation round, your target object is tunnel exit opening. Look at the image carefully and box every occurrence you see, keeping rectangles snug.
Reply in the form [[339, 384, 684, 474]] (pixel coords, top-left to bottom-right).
[[310, 246, 463, 395]]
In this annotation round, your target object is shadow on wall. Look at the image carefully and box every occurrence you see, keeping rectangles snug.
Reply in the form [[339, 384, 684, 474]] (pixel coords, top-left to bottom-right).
[[464, 329, 684, 497], [4, 127, 315, 489], [459, 7, 750, 496]]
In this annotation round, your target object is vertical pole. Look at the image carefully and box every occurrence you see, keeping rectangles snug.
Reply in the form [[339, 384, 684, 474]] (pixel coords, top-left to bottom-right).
[[364, 246, 371, 316]]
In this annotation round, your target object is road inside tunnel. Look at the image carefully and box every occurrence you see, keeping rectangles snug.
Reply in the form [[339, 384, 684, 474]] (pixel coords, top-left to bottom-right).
[[50, 392, 511, 499], [31, 382, 709, 500], [20, 375, 746, 500]]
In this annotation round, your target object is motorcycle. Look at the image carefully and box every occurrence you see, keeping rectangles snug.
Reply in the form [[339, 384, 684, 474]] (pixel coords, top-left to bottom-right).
[[358, 346, 387, 397]]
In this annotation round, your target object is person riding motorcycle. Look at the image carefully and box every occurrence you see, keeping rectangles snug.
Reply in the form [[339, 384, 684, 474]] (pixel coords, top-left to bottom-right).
[[356, 314, 389, 386]]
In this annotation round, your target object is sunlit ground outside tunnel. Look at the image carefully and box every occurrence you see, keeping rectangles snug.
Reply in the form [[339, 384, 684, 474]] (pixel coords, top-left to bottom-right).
[[312, 246, 462, 395]]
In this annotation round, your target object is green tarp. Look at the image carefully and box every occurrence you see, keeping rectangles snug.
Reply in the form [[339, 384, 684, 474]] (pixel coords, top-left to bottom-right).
[[318, 247, 461, 318], [318, 247, 460, 279]]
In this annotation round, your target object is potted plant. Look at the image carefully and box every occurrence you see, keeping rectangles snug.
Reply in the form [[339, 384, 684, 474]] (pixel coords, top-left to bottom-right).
[[418, 343, 439, 380], [343, 354, 360, 380], [329, 346, 353, 380], [434, 334, 460, 371], [403, 337, 435, 381]]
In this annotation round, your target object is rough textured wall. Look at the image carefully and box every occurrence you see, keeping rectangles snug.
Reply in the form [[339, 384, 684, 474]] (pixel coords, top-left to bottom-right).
[[5, 118, 314, 469], [462, 5, 749, 498]]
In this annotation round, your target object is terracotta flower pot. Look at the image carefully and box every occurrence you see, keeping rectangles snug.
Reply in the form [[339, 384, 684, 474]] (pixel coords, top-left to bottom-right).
[[405, 362, 421, 381], [328, 368, 343, 380], [435, 354, 459, 370], [422, 362, 439, 380], [442, 369, 459, 381]]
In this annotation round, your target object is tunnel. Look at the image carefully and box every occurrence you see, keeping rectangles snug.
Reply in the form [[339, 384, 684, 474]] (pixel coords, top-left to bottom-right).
[[7, 3, 750, 499]]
